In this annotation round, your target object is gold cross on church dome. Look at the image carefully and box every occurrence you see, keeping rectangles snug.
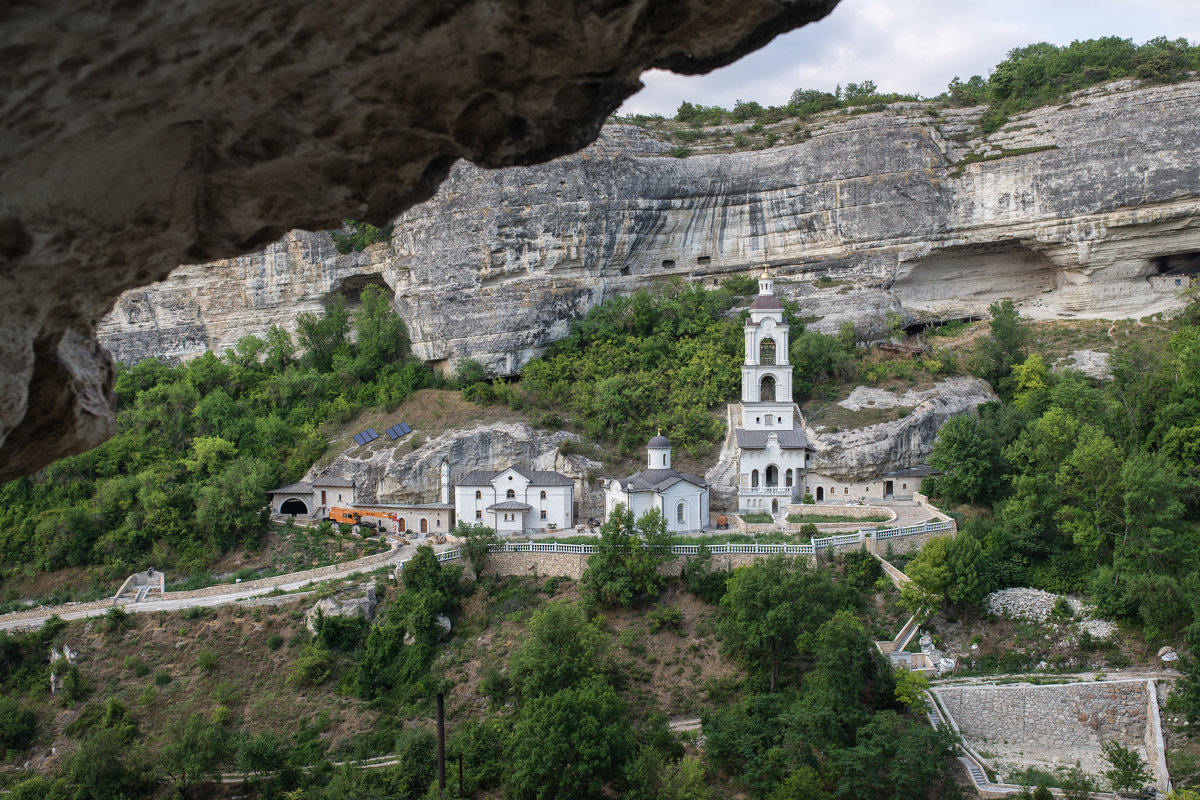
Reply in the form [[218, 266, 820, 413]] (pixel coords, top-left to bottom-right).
[[759, 266, 771, 279]]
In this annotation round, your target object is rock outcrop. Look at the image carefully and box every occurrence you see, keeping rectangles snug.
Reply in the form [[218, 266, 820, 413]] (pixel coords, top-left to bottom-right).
[[0, 0, 840, 481], [313, 422, 605, 518], [100, 79, 1200, 374], [305, 586, 378, 635], [808, 376, 998, 482]]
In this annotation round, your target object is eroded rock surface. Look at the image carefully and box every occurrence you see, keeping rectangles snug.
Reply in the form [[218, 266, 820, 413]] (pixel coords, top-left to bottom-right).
[[103, 79, 1200, 377], [0, 0, 841, 480], [808, 376, 998, 482]]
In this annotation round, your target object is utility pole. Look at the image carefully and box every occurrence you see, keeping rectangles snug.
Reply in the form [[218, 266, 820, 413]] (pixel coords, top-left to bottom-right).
[[436, 692, 446, 797]]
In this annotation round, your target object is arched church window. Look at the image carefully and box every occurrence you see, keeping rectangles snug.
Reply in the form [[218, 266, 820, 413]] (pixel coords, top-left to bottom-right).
[[506, 489, 515, 499], [759, 338, 776, 365], [751, 470, 759, 488], [677, 502, 686, 524], [785, 469, 793, 488], [766, 465, 778, 487], [475, 490, 482, 500], [662, 454, 667, 465], [760, 375, 775, 402]]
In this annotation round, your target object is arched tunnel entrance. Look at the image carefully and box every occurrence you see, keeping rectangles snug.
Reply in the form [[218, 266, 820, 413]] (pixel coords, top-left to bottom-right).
[[280, 498, 309, 515]]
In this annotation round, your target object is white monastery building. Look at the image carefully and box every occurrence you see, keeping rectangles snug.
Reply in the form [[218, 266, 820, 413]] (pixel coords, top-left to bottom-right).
[[605, 435, 710, 533], [735, 270, 814, 514], [454, 465, 574, 537]]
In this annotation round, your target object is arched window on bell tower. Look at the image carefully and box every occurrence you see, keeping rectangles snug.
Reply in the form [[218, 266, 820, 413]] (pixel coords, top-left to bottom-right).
[[759, 338, 776, 365], [760, 375, 776, 402]]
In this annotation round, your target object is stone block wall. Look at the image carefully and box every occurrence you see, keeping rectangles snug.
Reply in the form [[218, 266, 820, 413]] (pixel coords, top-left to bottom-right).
[[934, 680, 1150, 768]]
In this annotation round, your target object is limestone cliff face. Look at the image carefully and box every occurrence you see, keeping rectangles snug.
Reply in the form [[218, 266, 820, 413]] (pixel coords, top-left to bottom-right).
[[100, 79, 1200, 371]]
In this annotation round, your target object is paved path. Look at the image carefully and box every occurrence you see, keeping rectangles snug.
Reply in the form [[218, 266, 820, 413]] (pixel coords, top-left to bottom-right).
[[0, 539, 459, 632]]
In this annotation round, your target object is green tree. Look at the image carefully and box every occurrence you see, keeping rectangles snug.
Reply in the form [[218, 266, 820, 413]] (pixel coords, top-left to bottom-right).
[[582, 505, 675, 608], [1101, 740, 1150, 793], [506, 679, 633, 800], [352, 284, 410, 377], [510, 601, 609, 699], [719, 556, 844, 691], [972, 299, 1030, 396], [831, 711, 958, 800], [158, 714, 232, 795], [296, 295, 351, 372]]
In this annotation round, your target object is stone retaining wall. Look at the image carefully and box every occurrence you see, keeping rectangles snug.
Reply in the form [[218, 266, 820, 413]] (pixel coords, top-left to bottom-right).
[[474, 548, 871, 580], [934, 680, 1154, 780], [877, 527, 945, 556]]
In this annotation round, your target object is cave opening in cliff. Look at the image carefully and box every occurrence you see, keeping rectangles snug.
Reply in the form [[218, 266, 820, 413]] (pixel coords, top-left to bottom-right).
[[892, 243, 1056, 315], [903, 316, 982, 336], [1151, 252, 1200, 277], [329, 272, 393, 305]]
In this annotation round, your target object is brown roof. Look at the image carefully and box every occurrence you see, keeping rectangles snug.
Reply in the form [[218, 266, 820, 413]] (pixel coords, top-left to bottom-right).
[[750, 294, 783, 311]]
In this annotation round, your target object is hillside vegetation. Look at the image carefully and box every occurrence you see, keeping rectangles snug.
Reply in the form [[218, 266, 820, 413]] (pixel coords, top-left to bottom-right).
[[0, 522, 949, 800]]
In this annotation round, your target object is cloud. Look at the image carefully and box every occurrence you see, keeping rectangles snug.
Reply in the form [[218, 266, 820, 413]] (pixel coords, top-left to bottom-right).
[[618, 0, 1200, 116]]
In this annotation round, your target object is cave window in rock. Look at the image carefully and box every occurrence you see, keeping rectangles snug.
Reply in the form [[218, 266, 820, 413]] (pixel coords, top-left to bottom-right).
[[506, 489, 515, 499], [759, 338, 776, 365], [329, 273, 393, 306], [765, 465, 778, 487], [760, 375, 776, 402], [280, 498, 308, 516], [697, 256, 712, 266], [751, 469, 759, 488], [662, 259, 675, 269]]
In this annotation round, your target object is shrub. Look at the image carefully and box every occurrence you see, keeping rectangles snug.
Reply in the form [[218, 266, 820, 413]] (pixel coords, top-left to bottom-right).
[[103, 606, 130, 633], [0, 696, 36, 752], [153, 669, 172, 687], [123, 655, 150, 677], [196, 650, 218, 672], [647, 604, 684, 634], [266, 633, 284, 651]]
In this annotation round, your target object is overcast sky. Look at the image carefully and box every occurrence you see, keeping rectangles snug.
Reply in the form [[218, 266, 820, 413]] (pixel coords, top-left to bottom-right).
[[618, 0, 1200, 116]]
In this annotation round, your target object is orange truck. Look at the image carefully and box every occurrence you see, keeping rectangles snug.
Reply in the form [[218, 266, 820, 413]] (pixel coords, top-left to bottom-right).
[[326, 507, 397, 531]]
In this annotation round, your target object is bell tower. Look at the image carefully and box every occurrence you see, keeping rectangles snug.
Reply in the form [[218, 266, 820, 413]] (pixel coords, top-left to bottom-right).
[[741, 268, 794, 431]]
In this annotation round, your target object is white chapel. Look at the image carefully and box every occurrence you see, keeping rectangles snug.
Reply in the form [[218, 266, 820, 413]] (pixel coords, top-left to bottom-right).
[[734, 269, 814, 514], [605, 435, 710, 533]]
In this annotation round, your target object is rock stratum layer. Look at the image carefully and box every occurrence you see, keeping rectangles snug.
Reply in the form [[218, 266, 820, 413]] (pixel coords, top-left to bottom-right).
[[101, 79, 1200, 375], [0, 0, 840, 481]]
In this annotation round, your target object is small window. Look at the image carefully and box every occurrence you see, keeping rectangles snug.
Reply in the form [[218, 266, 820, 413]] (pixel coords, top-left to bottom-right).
[[540, 510, 547, 520], [844, 487, 848, 494], [697, 256, 711, 266], [506, 489, 515, 499], [902, 483, 907, 490], [475, 490, 481, 500], [662, 454, 667, 465], [475, 509, 482, 520], [662, 259, 675, 268], [540, 490, 546, 500], [677, 503, 686, 523], [1177, 279, 1183, 286], [338, 494, 342, 502]]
